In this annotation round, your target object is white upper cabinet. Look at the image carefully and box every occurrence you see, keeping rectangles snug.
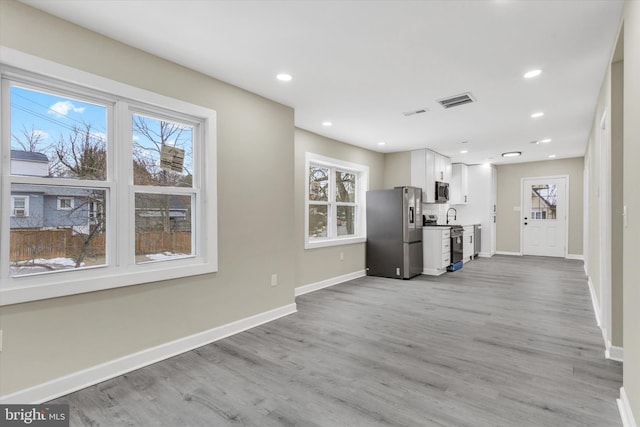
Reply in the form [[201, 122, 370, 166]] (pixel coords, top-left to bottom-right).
[[410, 149, 450, 203], [433, 153, 451, 183], [450, 163, 469, 204]]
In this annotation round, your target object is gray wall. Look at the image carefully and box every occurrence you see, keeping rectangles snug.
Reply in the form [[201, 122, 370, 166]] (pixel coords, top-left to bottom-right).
[[496, 158, 584, 256], [383, 151, 411, 189], [585, 1, 640, 417], [0, 0, 295, 396], [622, 0, 640, 418], [294, 129, 384, 288]]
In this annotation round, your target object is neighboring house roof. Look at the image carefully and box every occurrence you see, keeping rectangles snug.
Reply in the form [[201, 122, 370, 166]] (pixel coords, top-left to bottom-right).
[[10, 149, 49, 163], [11, 184, 97, 198]]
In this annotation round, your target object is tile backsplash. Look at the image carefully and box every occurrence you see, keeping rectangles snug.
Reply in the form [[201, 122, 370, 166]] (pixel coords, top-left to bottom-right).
[[423, 203, 452, 224]]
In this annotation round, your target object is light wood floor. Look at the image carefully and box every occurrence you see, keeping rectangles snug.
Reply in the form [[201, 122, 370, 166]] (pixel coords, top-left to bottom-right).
[[51, 255, 623, 426]]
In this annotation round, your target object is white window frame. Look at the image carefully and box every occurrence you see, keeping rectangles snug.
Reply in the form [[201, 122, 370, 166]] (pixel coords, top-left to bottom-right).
[[10, 195, 29, 217], [0, 47, 218, 306], [305, 152, 368, 249], [57, 197, 74, 210]]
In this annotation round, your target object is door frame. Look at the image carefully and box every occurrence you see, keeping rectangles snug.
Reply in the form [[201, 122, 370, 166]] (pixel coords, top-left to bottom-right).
[[598, 111, 612, 347], [520, 175, 569, 257]]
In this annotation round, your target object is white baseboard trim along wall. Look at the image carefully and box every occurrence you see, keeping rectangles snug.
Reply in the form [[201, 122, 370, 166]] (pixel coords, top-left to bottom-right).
[[618, 387, 638, 427], [495, 251, 522, 256], [587, 276, 602, 328], [606, 345, 624, 362], [566, 254, 584, 260], [586, 275, 624, 362], [0, 303, 298, 404], [295, 270, 366, 296]]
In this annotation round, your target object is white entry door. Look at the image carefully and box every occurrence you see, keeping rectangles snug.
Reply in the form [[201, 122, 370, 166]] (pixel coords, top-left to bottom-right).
[[522, 177, 567, 257]]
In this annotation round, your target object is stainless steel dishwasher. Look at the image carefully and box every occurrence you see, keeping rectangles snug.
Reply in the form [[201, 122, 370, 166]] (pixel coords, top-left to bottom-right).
[[473, 224, 482, 258]]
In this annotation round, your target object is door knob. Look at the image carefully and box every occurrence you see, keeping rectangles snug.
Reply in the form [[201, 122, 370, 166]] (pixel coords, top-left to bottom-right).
[[524, 222, 528, 225]]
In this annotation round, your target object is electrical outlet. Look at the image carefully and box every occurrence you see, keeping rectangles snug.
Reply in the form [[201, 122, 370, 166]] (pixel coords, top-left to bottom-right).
[[340, 251, 344, 261], [271, 274, 277, 287]]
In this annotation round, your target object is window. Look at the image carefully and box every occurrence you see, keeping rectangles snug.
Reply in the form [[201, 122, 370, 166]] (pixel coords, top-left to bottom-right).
[[57, 197, 74, 210], [305, 153, 368, 249], [1, 48, 217, 305], [530, 184, 557, 220], [10, 195, 29, 217]]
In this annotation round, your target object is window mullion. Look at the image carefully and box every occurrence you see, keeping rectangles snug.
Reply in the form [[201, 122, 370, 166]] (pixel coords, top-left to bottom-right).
[[115, 100, 132, 268]]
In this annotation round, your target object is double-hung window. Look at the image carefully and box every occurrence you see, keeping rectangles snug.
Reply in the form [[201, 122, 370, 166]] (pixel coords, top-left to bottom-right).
[[0, 48, 217, 305], [305, 153, 368, 249], [10, 196, 29, 217], [57, 197, 74, 210]]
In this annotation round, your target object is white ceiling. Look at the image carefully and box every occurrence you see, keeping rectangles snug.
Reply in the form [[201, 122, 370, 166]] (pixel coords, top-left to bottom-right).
[[22, 0, 624, 165]]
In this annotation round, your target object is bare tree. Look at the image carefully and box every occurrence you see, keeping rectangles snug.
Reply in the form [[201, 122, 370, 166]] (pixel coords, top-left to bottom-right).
[[12, 124, 45, 152], [51, 123, 107, 267], [53, 123, 106, 180], [132, 115, 192, 186]]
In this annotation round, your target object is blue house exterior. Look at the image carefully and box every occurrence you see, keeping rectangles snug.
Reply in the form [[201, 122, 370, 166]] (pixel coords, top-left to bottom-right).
[[10, 184, 98, 232], [10, 150, 101, 233]]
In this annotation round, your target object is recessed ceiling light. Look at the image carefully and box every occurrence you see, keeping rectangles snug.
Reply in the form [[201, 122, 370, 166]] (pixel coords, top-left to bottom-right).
[[322, 121, 332, 127], [460, 150, 468, 154], [531, 112, 544, 118], [276, 73, 293, 81], [539, 138, 552, 143], [548, 154, 557, 158], [524, 69, 542, 79], [377, 141, 386, 146], [502, 151, 522, 158]]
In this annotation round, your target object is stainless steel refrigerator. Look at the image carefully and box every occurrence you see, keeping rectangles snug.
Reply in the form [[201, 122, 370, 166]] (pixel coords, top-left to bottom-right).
[[366, 186, 423, 279]]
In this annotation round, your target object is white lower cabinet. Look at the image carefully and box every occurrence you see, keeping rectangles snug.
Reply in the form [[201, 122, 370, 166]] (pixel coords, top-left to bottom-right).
[[463, 226, 474, 263], [423, 227, 450, 275]]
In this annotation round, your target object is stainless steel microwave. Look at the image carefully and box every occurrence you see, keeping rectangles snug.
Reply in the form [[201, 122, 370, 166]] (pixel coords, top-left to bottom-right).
[[435, 181, 449, 203]]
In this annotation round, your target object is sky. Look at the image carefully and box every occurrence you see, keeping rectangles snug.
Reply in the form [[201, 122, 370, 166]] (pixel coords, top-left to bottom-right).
[[10, 85, 107, 155], [10, 84, 194, 178]]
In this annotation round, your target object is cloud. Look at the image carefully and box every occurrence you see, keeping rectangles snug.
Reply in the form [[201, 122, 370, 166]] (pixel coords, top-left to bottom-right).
[[48, 101, 85, 117], [32, 129, 49, 140], [90, 131, 107, 144]]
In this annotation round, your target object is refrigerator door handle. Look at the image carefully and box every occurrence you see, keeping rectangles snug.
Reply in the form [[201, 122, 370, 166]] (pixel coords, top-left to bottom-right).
[[409, 206, 415, 224]]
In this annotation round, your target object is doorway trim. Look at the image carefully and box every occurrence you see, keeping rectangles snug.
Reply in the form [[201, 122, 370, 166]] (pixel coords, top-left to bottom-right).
[[519, 175, 569, 257], [598, 110, 612, 349]]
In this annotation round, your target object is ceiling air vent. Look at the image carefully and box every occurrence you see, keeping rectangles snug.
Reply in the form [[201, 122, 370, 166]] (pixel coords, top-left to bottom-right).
[[437, 92, 476, 109], [402, 108, 429, 117]]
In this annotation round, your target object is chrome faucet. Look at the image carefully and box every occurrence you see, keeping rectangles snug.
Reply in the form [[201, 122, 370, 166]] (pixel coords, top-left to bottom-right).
[[446, 207, 457, 225]]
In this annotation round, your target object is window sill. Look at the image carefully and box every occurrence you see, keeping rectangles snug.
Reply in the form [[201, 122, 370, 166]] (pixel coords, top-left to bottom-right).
[[305, 236, 366, 250]]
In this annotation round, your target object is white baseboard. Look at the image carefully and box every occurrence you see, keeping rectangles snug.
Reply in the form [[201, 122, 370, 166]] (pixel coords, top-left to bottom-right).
[[566, 253, 584, 260], [295, 270, 365, 296], [478, 252, 493, 258], [0, 303, 297, 404], [605, 345, 624, 362], [495, 251, 522, 256], [587, 276, 602, 328], [618, 387, 638, 427]]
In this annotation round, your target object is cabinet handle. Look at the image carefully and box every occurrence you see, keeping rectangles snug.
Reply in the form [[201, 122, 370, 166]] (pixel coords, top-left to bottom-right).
[[464, 195, 467, 203]]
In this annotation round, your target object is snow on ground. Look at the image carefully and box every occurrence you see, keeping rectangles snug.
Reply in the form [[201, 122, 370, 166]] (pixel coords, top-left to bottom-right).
[[25, 257, 83, 267], [10, 257, 85, 276], [145, 252, 187, 260]]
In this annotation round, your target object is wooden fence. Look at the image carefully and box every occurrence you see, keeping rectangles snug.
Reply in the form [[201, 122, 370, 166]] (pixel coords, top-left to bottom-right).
[[135, 231, 191, 255], [10, 229, 191, 262]]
